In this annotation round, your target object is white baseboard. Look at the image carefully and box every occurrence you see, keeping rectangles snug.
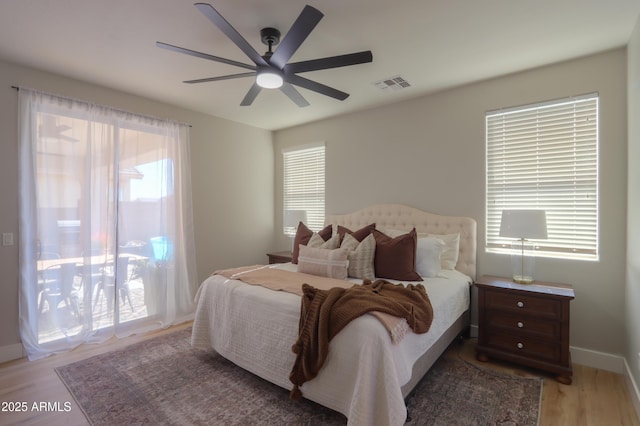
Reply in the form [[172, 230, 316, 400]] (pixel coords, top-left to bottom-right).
[[624, 358, 640, 421], [469, 324, 478, 338], [0, 342, 25, 364], [570, 345, 626, 374]]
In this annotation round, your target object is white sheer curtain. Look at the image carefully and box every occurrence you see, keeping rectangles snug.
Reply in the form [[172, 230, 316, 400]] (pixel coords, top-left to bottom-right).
[[18, 88, 197, 360]]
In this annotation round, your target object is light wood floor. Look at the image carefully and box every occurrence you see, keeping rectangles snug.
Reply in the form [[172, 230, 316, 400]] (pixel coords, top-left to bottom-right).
[[0, 323, 638, 426], [455, 338, 640, 426]]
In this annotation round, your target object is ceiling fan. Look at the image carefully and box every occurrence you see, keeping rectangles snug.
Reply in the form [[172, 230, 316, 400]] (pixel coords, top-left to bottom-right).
[[157, 3, 373, 107]]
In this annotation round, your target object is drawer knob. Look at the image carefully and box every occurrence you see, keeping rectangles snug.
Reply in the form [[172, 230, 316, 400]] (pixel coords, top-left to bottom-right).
[[516, 301, 524, 308], [517, 321, 524, 328], [517, 342, 524, 349]]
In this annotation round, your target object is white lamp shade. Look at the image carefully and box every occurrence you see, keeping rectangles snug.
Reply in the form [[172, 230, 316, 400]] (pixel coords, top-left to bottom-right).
[[499, 210, 548, 239], [284, 210, 307, 229]]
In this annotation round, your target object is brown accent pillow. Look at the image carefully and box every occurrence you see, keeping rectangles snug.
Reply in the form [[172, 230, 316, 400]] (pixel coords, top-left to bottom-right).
[[317, 224, 333, 241], [337, 223, 376, 243], [292, 222, 332, 264], [372, 228, 421, 281]]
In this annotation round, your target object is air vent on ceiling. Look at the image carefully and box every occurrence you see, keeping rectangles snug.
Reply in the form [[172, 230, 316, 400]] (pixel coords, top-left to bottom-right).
[[373, 75, 411, 92]]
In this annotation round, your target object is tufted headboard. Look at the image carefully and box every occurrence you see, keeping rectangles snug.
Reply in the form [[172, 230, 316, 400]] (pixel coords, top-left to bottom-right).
[[326, 204, 477, 280]]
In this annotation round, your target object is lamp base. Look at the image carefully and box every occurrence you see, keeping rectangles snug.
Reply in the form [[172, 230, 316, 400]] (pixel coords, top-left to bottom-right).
[[513, 275, 534, 284], [510, 240, 536, 285]]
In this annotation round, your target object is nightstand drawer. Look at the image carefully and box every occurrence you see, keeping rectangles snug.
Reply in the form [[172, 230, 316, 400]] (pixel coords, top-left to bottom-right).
[[485, 333, 561, 364], [486, 310, 560, 339], [485, 290, 562, 320]]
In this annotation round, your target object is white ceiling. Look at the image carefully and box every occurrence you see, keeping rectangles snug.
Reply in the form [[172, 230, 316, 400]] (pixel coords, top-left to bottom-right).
[[0, 0, 638, 131]]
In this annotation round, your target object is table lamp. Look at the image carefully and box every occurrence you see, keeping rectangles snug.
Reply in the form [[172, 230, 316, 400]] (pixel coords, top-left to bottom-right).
[[499, 210, 547, 284], [284, 210, 307, 251]]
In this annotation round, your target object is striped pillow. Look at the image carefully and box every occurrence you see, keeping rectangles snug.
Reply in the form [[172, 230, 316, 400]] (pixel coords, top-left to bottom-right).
[[340, 233, 376, 280], [297, 245, 349, 280], [307, 232, 340, 249]]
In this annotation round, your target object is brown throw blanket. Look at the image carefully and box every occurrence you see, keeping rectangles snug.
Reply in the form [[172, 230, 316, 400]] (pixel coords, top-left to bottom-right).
[[289, 279, 433, 400], [213, 265, 411, 343]]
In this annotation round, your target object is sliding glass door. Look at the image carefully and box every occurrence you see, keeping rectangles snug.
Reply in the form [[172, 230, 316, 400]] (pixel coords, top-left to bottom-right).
[[19, 89, 197, 360]]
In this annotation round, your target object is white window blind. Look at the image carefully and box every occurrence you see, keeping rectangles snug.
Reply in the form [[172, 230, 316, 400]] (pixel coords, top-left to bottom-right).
[[283, 143, 325, 235], [486, 93, 599, 260]]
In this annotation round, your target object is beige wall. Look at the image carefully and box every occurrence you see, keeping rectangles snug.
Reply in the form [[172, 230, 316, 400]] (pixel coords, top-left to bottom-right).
[[627, 15, 640, 398], [0, 43, 634, 382], [274, 49, 628, 357], [0, 59, 274, 353]]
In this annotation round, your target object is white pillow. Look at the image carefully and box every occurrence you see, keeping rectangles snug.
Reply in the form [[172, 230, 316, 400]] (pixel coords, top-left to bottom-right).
[[297, 245, 349, 279], [427, 233, 460, 270], [416, 237, 446, 278], [340, 233, 376, 280]]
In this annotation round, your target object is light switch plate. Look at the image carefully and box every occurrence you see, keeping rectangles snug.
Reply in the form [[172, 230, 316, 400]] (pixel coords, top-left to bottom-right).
[[2, 233, 14, 246]]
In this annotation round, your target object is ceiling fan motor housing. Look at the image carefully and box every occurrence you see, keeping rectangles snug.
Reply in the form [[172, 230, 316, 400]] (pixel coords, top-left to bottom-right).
[[261, 27, 281, 48]]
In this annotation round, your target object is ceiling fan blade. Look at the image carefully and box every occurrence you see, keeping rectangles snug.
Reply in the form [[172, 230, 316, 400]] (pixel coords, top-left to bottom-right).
[[184, 72, 256, 84], [157, 41, 256, 71], [280, 83, 310, 107], [269, 5, 324, 69], [240, 83, 263, 106], [285, 50, 373, 74], [285, 74, 349, 101], [194, 3, 268, 67]]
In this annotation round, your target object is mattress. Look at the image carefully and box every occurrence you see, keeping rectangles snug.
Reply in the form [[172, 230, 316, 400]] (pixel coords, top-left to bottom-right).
[[191, 263, 470, 426]]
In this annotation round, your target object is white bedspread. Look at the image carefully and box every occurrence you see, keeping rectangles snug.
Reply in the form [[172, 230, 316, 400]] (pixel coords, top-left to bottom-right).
[[191, 264, 470, 426]]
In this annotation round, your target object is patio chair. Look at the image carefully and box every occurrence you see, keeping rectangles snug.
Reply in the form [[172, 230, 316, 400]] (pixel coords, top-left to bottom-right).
[[39, 262, 81, 320], [93, 256, 134, 313]]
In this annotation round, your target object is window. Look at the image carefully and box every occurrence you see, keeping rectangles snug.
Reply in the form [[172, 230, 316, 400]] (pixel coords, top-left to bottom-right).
[[485, 93, 599, 260], [283, 143, 325, 235]]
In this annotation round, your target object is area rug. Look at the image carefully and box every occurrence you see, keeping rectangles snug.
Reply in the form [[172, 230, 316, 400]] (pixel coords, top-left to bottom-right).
[[55, 329, 542, 425]]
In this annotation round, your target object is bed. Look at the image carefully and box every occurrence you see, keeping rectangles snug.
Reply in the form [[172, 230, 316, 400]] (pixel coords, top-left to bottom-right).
[[192, 204, 477, 425]]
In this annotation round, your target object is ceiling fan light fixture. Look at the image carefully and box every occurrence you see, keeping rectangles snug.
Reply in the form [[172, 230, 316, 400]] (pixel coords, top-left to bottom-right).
[[256, 69, 283, 89]]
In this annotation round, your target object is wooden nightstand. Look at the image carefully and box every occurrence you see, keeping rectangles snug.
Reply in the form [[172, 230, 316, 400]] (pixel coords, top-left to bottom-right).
[[475, 275, 575, 384], [266, 251, 292, 264]]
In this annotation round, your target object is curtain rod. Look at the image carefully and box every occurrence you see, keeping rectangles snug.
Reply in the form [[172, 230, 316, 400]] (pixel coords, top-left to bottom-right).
[[11, 85, 192, 128]]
